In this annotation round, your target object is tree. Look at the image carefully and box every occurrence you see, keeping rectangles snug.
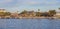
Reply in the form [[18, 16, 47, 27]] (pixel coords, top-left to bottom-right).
[[0, 12, 11, 16], [36, 9, 41, 17], [38, 9, 40, 12], [4, 12, 11, 16], [20, 10, 27, 14], [0, 12, 5, 16], [48, 10, 56, 16], [59, 8, 60, 10], [36, 12, 41, 17]]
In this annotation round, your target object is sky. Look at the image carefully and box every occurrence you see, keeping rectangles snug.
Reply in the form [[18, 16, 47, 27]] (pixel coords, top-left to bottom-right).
[[0, 0, 60, 12]]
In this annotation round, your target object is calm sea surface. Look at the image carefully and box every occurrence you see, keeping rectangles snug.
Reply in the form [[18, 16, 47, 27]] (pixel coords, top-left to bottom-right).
[[0, 18, 60, 29]]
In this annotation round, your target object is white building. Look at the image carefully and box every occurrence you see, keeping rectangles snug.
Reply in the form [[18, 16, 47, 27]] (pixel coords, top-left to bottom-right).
[[55, 10, 60, 17], [0, 9, 6, 12]]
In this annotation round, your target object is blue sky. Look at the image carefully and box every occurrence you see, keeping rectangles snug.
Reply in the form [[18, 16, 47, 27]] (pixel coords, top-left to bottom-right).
[[0, 0, 60, 12]]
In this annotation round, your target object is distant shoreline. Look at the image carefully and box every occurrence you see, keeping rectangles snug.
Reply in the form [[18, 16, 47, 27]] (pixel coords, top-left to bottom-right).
[[0, 17, 59, 19], [19, 17, 58, 19]]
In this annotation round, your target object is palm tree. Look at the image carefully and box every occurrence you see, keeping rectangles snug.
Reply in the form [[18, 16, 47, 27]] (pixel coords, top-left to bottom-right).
[[59, 8, 60, 10], [38, 9, 40, 12], [36, 9, 41, 17], [58, 8, 60, 12]]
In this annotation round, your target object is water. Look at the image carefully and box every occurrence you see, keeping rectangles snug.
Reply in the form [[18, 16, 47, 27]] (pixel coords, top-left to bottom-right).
[[0, 18, 60, 29]]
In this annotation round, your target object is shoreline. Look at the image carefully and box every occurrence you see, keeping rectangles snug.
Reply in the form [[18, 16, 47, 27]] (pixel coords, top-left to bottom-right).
[[0, 17, 59, 19], [19, 17, 58, 19]]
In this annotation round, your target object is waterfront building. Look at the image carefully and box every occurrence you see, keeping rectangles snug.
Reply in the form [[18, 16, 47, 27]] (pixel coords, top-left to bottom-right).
[[55, 12, 60, 17], [40, 12, 48, 17], [26, 11, 36, 17], [0, 9, 6, 12], [0, 9, 7, 18], [10, 12, 19, 18]]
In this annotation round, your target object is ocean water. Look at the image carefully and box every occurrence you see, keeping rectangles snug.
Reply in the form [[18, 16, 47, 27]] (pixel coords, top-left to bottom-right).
[[0, 18, 60, 29]]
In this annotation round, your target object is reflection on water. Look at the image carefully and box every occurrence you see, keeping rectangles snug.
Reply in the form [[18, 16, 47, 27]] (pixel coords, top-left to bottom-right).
[[0, 19, 60, 29]]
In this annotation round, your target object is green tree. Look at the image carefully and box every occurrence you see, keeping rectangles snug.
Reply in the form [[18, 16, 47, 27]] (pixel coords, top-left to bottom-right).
[[20, 10, 27, 14], [4, 12, 11, 16], [0, 12, 5, 16], [48, 10, 56, 16], [38, 9, 40, 12], [36, 9, 41, 17], [59, 8, 60, 10], [0, 12, 11, 16], [36, 12, 41, 17]]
